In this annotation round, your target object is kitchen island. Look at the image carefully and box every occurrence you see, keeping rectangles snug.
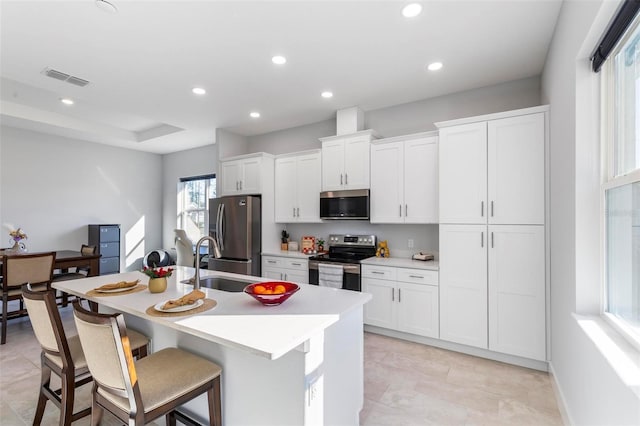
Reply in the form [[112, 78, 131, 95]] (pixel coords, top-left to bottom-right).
[[52, 266, 371, 425]]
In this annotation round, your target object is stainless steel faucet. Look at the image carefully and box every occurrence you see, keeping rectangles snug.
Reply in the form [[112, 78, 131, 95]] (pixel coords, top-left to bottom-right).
[[194, 236, 222, 290]]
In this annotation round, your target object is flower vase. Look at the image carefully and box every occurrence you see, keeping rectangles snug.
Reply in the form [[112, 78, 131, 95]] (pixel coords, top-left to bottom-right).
[[148, 277, 167, 293], [9, 240, 27, 253]]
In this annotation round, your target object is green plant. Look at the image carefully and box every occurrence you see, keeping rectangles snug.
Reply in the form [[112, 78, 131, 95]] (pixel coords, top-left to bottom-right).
[[281, 230, 289, 243]]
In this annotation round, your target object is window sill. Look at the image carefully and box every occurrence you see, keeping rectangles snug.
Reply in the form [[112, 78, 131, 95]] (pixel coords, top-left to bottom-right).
[[574, 313, 640, 399]]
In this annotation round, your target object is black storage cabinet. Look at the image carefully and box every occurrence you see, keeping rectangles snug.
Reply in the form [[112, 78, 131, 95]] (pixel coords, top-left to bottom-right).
[[88, 224, 120, 275]]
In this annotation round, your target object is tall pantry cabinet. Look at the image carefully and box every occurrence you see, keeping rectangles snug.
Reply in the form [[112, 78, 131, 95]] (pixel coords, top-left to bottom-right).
[[436, 106, 548, 362]]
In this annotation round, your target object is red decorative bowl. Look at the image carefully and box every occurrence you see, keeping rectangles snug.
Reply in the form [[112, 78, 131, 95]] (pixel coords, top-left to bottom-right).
[[243, 281, 300, 306]]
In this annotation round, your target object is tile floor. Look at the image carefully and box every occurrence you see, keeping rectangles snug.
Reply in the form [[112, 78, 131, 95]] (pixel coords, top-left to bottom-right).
[[0, 305, 563, 425]]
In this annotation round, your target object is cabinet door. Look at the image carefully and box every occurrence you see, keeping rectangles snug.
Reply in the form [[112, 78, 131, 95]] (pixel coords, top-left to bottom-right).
[[220, 160, 240, 195], [362, 277, 396, 329], [240, 157, 262, 194], [282, 269, 309, 284], [488, 225, 545, 360], [488, 113, 545, 225], [404, 136, 438, 223], [439, 224, 488, 349], [322, 140, 345, 191], [439, 122, 487, 224], [343, 136, 370, 189], [263, 268, 283, 280], [396, 282, 439, 338], [370, 142, 404, 223], [275, 157, 297, 222], [296, 152, 321, 222]]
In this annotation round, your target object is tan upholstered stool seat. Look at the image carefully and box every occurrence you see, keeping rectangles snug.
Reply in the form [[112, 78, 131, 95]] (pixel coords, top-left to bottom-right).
[[98, 348, 222, 413]]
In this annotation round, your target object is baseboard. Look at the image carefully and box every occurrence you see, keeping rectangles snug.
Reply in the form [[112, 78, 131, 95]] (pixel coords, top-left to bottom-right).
[[548, 362, 572, 426], [364, 325, 549, 371]]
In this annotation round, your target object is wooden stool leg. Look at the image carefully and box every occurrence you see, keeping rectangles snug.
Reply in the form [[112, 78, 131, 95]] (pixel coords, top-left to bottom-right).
[[33, 359, 51, 425]]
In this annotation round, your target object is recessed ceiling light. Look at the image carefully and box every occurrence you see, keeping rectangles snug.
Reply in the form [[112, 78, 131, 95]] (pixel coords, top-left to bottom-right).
[[427, 62, 443, 71], [271, 55, 287, 65], [402, 3, 422, 18], [60, 98, 74, 105], [321, 91, 333, 99], [250, 112, 261, 118], [192, 87, 206, 95], [95, 0, 118, 14]]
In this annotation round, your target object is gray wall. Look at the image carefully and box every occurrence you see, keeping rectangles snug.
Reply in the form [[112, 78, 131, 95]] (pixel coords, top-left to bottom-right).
[[541, 0, 640, 424], [161, 143, 218, 249], [0, 126, 163, 271]]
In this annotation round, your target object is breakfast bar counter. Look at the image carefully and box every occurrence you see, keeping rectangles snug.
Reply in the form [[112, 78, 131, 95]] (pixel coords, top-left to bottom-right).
[[53, 266, 371, 425]]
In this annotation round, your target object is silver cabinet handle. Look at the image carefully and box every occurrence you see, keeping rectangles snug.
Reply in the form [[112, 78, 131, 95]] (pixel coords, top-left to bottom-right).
[[399, 205, 402, 217], [371, 271, 384, 275], [405, 204, 408, 216], [392, 288, 395, 301], [267, 260, 277, 264], [292, 262, 301, 266], [340, 174, 343, 185], [280, 273, 284, 280], [293, 207, 296, 217], [240, 180, 243, 190], [481, 201, 484, 217], [345, 174, 348, 185], [284, 273, 288, 280], [398, 288, 401, 303], [491, 201, 494, 217], [236, 181, 239, 190], [481, 231, 484, 248], [297, 207, 300, 217], [409, 275, 424, 279], [491, 232, 494, 248]]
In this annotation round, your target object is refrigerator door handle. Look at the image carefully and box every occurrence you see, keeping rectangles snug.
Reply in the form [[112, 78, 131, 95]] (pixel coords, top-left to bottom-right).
[[219, 203, 226, 251], [216, 203, 224, 252]]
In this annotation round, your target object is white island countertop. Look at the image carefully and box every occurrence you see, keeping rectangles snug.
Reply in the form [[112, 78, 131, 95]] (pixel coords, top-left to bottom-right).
[[52, 266, 371, 360], [361, 256, 439, 270]]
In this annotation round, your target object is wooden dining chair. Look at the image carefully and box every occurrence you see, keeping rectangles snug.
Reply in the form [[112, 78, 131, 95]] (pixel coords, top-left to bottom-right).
[[72, 301, 222, 426], [1, 252, 56, 344], [23, 286, 150, 426], [53, 244, 98, 306]]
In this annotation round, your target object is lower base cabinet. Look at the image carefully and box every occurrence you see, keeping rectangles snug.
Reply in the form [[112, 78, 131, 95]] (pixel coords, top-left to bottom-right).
[[262, 255, 309, 284], [362, 265, 439, 338]]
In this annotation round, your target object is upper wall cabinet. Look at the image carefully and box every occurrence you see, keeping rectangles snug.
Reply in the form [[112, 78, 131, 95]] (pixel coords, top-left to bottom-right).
[[438, 111, 545, 225], [370, 132, 438, 224], [219, 152, 274, 196], [320, 130, 377, 191], [275, 150, 322, 223]]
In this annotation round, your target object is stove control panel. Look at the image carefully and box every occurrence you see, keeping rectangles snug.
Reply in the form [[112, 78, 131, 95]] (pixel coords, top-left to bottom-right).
[[328, 234, 376, 247]]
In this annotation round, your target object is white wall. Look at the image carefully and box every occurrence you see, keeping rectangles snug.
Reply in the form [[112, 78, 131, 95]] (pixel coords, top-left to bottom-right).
[[541, 0, 640, 424], [0, 126, 163, 271], [246, 119, 336, 155], [216, 128, 248, 159], [161, 143, 217, 249]]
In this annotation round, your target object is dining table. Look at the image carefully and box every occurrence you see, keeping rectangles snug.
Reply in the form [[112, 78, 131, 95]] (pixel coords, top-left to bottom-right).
[[0, 249, 102, 277]]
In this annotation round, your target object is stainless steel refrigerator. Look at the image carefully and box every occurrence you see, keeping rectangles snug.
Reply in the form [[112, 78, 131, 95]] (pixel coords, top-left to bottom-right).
[[208, 195, 261, 276]]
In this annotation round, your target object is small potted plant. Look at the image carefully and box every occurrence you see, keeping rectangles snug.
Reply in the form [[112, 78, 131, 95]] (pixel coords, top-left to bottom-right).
[[317, 238, 325, 252], [142, 266, 174, 293], [281, 230, 289, 251]]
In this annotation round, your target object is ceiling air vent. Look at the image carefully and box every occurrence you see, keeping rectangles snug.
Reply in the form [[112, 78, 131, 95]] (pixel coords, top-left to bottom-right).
[[42, 67, 90, 87]]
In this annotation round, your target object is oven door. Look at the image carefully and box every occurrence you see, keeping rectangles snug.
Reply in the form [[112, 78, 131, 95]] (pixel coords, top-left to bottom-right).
[[308, 261, 361, 291]]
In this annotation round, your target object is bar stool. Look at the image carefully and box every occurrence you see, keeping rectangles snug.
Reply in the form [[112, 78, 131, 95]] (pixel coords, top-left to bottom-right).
[[72, 300, 222, 425], [22, 286, 149, 425]]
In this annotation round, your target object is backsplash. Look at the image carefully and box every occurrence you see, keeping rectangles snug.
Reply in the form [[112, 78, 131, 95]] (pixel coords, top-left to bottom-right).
[[284, 223, 439, 259]]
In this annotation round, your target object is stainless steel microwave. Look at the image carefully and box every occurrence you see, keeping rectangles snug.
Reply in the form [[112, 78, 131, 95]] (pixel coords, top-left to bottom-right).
[[320, 189, 369, 220]]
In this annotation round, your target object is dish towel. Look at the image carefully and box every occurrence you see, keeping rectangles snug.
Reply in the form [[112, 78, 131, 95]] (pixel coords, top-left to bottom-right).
[[318, 263, 344, 289]]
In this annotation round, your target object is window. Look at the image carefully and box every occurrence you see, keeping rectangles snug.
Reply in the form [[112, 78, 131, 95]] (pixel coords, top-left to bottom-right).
[[602, 14, 640, 348], [178, 175, 216, 244]]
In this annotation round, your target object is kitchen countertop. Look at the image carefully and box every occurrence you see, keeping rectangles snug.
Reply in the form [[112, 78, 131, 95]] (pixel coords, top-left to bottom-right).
[[361, 256, 439, 270], [261, 250, 315, 259], [52, 266, 370, 359]]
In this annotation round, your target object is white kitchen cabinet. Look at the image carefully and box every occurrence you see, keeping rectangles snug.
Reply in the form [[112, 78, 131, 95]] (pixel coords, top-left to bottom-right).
[[219, 153, 274, 196], [320, 130, 377, 191], [275, 150, 321, 223], [488, 225, 545, 360], [262, 255, 309, 284], [362, 265, 439, 338], [370, 132, 438, 223], [436, 106, 548, 361], [439, 224, 488, 348], [438, 112, 544, 225]]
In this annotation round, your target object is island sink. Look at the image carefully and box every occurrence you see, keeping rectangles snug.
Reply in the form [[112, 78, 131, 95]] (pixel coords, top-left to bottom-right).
[[182, 276, 255, 292]]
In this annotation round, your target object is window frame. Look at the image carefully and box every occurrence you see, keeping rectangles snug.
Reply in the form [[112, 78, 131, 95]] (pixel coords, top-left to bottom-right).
[[600, 15, 640, 351], [177, 174, 216, 245]]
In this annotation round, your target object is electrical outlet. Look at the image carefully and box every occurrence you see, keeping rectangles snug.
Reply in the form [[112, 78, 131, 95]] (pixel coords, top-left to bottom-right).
[[408, 239, 414, 248]]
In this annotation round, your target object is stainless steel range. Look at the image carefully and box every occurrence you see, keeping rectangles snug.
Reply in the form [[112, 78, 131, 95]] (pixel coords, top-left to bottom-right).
[[308, 234, 376, 291]]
